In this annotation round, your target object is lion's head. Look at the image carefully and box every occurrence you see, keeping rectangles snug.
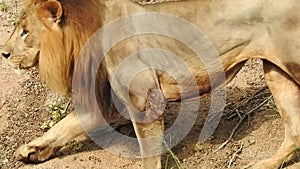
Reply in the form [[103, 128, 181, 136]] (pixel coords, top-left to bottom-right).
[[0, 0, 67, 71], [0, 1, 44, 70], [1, 0, 103, 95]]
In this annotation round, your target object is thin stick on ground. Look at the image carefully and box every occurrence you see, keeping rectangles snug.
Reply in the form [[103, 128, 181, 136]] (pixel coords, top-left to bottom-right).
[[0, 100, 7, 110], [63, 99, 72, 113], [214, 95, 273, 153], [227, 143, 243, 168], [226, 86, 268, 120]]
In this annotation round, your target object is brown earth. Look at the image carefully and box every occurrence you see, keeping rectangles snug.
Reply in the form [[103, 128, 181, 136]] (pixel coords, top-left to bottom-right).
[[1, 1, 300, 169]]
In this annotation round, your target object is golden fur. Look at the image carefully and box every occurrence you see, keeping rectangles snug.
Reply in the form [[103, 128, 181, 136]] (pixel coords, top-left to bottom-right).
[[2, 0, 300, 168], [33, 0, 104, 94]]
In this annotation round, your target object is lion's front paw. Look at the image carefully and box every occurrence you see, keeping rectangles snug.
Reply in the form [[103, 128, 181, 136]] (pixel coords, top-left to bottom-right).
[[16, 144, 59, 163]]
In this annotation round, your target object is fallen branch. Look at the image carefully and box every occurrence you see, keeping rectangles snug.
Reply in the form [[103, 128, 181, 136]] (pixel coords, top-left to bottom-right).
[[227, 142, 243, 168], [245, 95, 273, 116], [214, 95, 273, 153], [226, 86, 268, 120]]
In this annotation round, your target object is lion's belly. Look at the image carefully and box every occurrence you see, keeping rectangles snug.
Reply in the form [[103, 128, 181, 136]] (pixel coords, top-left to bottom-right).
[[159, 74, 211, 102]]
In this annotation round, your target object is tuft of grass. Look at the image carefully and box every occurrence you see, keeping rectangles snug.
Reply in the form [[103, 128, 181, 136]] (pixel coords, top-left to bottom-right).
[[67, 140, 84, 151], [164, 135, 183, 169], [164, 149, 183, 169], [40, 120, 55, 131], [40, 101, 69, 131], [0, 2, 7, 12], [47, 101, 68, 121]]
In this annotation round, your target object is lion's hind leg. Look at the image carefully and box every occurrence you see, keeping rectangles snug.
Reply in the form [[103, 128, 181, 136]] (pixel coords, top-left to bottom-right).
[[254, 62, 300, 169], [126, 88, 166, 169], [133, 119, 164, 169]]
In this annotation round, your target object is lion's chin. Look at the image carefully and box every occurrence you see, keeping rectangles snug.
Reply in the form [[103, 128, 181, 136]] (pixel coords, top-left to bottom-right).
[[5, 61, 31, 76], [12, 67, 28, 76], [0, 59, 26, 75]]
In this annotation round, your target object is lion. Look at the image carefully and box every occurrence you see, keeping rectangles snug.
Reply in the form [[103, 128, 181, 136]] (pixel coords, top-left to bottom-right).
[[1, 0, 300, 168]]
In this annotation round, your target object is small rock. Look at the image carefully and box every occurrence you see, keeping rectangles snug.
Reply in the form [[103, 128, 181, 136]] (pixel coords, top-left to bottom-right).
[[2, 158, 9, 164]]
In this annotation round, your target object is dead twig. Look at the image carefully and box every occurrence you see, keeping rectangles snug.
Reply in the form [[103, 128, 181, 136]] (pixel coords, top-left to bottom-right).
[[214, 95, 273, 153], [225, 86, 268, 120], [0, 100, 7, 110], [227, 143, 243, 168], [245, 95, 273, 116], [214, 114, 245, 153], [63, 99, 72, 113], [241, 164, 252, 169]]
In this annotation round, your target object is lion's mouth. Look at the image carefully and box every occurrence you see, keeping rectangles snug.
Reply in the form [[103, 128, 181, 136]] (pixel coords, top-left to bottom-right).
[[7, 61, 25, 70], [3, 57, 29, 75], [19, 62, 31, 69], [8, 53, 39, 70]]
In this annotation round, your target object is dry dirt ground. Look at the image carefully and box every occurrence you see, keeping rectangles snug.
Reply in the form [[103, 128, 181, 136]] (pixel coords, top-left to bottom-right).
[[1, 1, 300, 169]]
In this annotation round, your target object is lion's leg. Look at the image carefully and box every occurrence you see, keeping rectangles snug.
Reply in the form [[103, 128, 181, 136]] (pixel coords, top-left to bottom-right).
[[16, 111, 84, 162], [127, 89, 165, 169], [133, 120, 164, 169], [254, 62, 300, 169]]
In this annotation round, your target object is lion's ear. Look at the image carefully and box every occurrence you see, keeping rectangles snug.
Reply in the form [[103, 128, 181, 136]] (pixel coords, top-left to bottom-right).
[[37, 1, 63, 29]]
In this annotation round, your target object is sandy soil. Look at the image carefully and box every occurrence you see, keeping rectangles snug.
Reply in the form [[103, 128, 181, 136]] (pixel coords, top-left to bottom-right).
[[1, 1, 300, 169]]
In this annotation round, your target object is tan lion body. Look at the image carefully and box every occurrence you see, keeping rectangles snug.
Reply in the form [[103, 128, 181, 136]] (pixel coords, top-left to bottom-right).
[[2, 0, 300, 168]]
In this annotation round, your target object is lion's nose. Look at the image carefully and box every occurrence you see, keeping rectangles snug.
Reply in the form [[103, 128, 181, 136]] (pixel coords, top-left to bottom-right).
[[1, 52, 11, 59]]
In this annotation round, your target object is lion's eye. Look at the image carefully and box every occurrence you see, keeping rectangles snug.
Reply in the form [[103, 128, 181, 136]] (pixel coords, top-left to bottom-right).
[[21, 29, 29, 37]]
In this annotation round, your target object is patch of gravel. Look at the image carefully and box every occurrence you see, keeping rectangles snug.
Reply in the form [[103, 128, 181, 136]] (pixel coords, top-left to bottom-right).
[[0, 68, 50, 169]]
